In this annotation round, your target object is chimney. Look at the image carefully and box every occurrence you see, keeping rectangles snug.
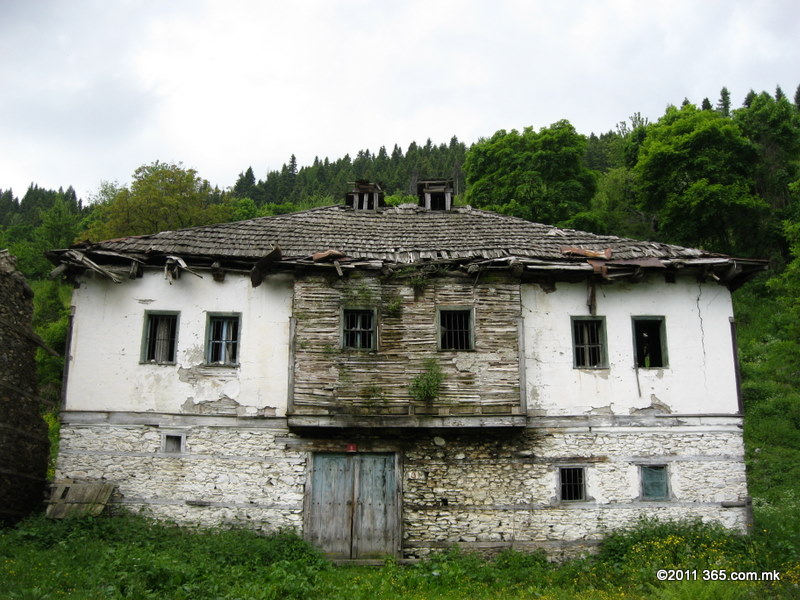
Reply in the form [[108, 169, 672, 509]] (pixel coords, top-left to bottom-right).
[[345, 181, 385, 210], [417, 179, 453, 211]]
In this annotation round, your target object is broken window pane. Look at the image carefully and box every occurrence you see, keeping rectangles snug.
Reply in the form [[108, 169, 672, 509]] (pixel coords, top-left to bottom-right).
[[572, 318, 606, 368], [206, 315, 240, 365], [560, 467, 585, 501], [343, 309, 375, 350], [641, 465, 669, 499], [440, 309, 473, 350], [143, 313, 178, 363], [633, 317, 667, 368]]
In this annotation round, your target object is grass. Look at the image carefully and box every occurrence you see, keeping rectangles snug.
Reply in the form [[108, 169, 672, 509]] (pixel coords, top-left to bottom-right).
[[1, 508, 799, 600]]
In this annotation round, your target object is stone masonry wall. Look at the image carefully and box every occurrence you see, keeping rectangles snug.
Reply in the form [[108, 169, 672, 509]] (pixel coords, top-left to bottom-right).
[[56, 421, 307, 531], [56, 415, 748, 557], [401, 426, 748, 558], [0, 250, 49, 523]]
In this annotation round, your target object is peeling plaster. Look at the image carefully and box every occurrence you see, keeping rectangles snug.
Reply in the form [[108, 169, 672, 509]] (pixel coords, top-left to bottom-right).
[[181, 395, 276, 417]]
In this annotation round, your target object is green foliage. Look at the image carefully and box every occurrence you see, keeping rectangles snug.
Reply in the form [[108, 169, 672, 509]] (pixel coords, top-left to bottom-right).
[[0, 514, 327, 600], [80, 162, 235, 241], [409, 358, 444, 402], [634, 104, 767, 254], [3, 513, 798, 599], [464, 120, 596, 225]]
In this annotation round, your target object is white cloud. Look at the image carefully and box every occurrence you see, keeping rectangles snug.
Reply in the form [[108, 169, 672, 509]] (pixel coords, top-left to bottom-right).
[[0, 0, 797, 200]]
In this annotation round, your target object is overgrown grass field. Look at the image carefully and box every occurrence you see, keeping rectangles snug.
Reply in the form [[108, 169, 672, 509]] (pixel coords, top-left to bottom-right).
[[1, 502, 799, 600]]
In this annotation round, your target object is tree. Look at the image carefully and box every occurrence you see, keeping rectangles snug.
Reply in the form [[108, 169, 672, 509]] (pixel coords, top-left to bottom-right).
[[717, 86, 732, 117], [734, 91, 800, 214], [80, 162, 227, 241], [634, 104, 767, 254], [463, 120, 596, 225], [701, 97, 713, 111], [232, 167, 258, 200]]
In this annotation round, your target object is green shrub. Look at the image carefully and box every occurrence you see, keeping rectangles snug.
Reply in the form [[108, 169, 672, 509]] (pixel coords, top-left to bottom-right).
[[409, 358, 444, 402]]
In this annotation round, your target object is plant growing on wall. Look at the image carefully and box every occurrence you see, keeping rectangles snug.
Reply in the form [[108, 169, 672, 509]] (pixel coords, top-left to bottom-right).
[[382, 292, 403, 318], [409, 358, 444, 402]]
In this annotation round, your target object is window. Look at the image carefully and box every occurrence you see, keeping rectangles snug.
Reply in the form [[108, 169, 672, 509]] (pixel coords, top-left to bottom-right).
[[206, 314, 240, 365], [572, 317, 606, 368], [162, 433, 185, 454], [640, 465, 669, 500], [439, 308, 473, 350], [633, 317, 667, 368], [142, 312, 178, 364], [559, 467, 586, 501], [342, 309, 376, 350]]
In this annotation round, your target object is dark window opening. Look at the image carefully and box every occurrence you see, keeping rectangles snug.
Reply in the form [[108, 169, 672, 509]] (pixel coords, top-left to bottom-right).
[[634, 318, 666, 368], [641, 465, 668, 500], [560, 467, 585, 501], [440, 309, 472, 350], [343, 309, 375, 350], [143, 313, 178, 363], [573, 318, 605, 368], [429, 193, 447, 211], [164, 434, 183, 454], [207, 315, 240, 365]]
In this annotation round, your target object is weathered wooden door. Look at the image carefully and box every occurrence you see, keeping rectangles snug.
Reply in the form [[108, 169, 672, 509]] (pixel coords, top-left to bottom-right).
[[306, 453, 399, 559]]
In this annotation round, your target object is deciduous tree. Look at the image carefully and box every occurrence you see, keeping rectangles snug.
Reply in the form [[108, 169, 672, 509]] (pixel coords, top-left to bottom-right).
[[464, 120, 595, 225]]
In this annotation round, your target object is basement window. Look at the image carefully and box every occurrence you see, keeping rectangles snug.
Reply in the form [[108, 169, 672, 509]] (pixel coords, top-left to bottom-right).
[[342, 309, 376, 350], [633, 317, 667, 368], [438, 308, 474, 351], [206, 314, 240, 366], [142, 312, 178, 364], [559, 467, 586, 502], [572, 317, 607, 368], [162, 433, 185, 454], [640, 465, 669, 500]]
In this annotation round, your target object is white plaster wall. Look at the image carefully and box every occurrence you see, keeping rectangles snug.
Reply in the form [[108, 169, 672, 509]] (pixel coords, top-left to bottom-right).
[[65, 269, 293, 415], [522, 277, 739, 415]]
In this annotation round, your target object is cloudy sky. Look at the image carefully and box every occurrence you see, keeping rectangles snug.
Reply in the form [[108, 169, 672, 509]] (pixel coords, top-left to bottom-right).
[[1, 0, 798, 201]]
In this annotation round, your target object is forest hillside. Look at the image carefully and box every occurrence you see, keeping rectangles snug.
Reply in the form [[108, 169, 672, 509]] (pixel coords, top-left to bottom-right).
[[1, 84, 799, 507]]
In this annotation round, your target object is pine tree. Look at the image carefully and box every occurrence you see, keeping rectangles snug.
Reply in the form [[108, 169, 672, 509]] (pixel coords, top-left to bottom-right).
[[717, 86, 731, 117]]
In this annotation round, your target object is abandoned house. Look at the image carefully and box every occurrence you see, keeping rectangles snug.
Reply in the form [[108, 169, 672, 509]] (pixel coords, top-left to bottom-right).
[[47, 181, 766, 558]]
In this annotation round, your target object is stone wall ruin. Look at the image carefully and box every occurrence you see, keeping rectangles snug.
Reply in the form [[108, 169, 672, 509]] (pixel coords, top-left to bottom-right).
[[0, 250, 49, 523]]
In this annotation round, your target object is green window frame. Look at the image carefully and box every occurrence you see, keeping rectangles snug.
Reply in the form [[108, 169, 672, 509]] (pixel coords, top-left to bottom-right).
[[342, 308, 376, 350], [572, 317, 607, 368], [205, 313, 241, 366], [141, 311, 179, 364], [632, 316, 668, 368], [640, 465, 669, 500], [559, 466, 586, 502], [438, 307, 474, 351]]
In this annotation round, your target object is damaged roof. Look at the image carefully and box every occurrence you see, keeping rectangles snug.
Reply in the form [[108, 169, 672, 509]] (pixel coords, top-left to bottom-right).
[[47, 204, 767, 289]]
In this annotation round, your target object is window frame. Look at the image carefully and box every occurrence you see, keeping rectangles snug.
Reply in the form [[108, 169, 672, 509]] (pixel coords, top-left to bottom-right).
[[341, 307, 378, 351], [639, 464, 670, 501], [161, 432, 186, 454], [632, 316, 668, 368], [437, 306, 475, 351], [558, 466, 587, 502], [140, 311, 179, 365], [571, 316, 608, 369], [205, 313, 241, 367]]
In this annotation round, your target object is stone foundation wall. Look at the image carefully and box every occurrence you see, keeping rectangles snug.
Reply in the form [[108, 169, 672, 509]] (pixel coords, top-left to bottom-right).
[[56, 415, 748, 557]]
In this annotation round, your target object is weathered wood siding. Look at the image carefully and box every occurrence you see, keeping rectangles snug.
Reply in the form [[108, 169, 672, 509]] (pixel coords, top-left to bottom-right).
[[291, 274, 521, 416]]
